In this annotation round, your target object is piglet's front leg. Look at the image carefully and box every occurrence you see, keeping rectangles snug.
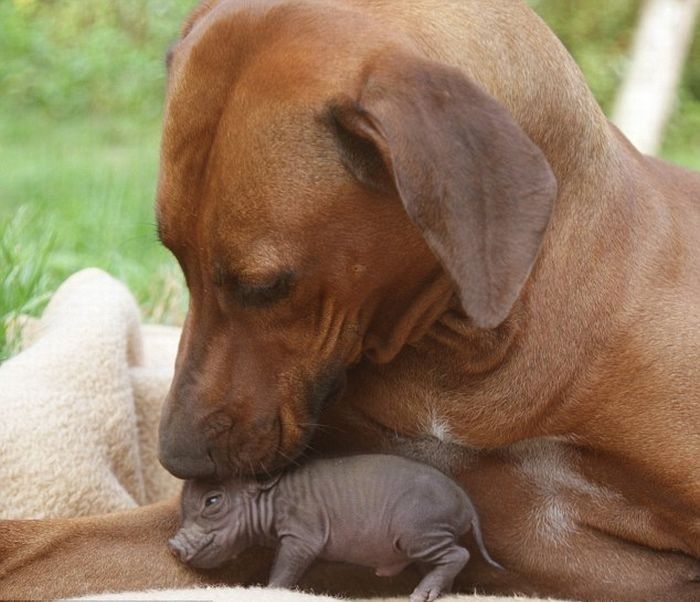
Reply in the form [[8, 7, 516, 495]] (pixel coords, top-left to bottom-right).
[[269, 537, 321, 589]]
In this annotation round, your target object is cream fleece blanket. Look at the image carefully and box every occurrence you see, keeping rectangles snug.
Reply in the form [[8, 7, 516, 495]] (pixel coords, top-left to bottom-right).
[[73, 589, 558, 602], [1, 268, 182, 518], [0, 268, 566, 601]]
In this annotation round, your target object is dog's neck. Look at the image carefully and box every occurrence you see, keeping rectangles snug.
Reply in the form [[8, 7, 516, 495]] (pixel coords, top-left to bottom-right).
[[427, 296, 522, 374], [362, 269, 539, 392]]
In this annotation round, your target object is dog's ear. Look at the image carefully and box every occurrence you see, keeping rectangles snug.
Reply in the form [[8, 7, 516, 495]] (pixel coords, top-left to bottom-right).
[[329, 50, 557, 328], [256, 472, 283, 491], [242, 473, 282, 496]]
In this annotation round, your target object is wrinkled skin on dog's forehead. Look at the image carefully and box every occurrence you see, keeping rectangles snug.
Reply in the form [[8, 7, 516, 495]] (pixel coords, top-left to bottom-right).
[[156, 3, 443, 482]]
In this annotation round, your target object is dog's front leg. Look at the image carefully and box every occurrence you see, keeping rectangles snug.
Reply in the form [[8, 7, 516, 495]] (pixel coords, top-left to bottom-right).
[[0, 482, 417, 600], [0, 499, 273, 599]]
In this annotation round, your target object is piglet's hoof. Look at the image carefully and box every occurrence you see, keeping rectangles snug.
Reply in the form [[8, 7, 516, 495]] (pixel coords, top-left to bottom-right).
[[409, 585, 444, 602]]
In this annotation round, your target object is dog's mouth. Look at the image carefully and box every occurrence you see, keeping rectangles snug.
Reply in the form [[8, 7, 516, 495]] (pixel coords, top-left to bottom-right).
[[307, 365, 348, 417], [252, 368, 348, 478], [204, 367, 348, 480], [266, 389, 345, 474], [290, 367, 347, 446]]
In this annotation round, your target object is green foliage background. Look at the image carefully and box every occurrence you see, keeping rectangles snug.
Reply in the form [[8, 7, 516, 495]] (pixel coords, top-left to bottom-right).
[[532, 0, 700, 163], [2, 0, 699, 144], [0, 0, 187, 119], [0, 0, 698, 359]]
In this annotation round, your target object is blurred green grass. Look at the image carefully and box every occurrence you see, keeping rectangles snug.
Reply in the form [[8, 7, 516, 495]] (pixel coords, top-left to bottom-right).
[[0, 112, 187, 359], [532, 0, 700, 161], [0, 0, 190, 359], [0, 0, 699, 361]]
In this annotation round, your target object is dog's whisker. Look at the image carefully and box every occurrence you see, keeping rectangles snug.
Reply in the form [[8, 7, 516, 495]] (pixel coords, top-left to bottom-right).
[[247, 459, 256, 478], [276, 448, 302, 468], [258, 461, 273, 480], [298, 421, 344, 434], [301, 442, 323, 456]]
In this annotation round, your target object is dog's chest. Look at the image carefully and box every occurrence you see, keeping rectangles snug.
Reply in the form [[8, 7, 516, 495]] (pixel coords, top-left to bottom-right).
[[505, 438, 693, 554], [423, 407, 457, 443], [507, 438, 622, 544]]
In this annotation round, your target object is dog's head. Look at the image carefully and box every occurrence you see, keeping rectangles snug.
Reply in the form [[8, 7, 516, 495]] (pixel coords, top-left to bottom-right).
[[157, 0, 557, 479]]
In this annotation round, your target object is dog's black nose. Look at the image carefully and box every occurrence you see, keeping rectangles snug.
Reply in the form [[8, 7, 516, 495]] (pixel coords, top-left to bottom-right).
[[158, 411, 217, 480], [159, 447, 217, 480]]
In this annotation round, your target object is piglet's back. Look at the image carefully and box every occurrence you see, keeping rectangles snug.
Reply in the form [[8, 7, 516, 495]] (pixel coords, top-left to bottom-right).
[[273, 454, 472, 545]]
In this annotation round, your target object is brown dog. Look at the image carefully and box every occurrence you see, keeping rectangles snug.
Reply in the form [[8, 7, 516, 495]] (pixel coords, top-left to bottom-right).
[[1, 0, 699, 600]]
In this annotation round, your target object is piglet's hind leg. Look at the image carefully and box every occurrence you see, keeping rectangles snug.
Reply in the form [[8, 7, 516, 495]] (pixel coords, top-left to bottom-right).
[[406, 544, 469, 602]]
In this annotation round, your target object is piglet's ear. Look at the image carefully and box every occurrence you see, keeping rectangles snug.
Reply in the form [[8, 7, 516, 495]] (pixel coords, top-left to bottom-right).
[[250, 473, 282, 493], [329, 50, 557, 328]]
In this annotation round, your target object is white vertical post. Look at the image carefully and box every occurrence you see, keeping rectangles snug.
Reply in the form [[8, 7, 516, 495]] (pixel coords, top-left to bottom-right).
[[612, 0, 700, 155]]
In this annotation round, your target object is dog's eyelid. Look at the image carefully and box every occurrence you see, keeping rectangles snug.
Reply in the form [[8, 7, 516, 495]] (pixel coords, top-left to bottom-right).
[[213, 267, 295, 307], [213, 266, 291, 287]]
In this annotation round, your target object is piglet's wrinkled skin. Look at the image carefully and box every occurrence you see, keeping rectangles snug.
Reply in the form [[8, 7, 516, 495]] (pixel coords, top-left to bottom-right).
[[169, 454, 502, 602]]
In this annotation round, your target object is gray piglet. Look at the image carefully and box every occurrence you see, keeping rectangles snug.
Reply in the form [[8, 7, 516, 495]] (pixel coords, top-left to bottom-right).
[[169, 454, 503, 602]]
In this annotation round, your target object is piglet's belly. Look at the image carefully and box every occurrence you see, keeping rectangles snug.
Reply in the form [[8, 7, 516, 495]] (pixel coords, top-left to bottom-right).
[[318, 529, 405, 569]]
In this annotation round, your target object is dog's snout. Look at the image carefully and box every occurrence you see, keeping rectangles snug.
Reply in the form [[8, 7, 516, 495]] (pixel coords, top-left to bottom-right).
[[158, 411, 217, 480], [158, 347, 343, 479], [159, 447, 216, 480]]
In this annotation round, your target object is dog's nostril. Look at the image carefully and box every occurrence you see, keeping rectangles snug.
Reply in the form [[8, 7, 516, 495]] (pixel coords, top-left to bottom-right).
[[158, 445, 218, 480], [158, 396, 219, 476], [158, 416, 219, 479]]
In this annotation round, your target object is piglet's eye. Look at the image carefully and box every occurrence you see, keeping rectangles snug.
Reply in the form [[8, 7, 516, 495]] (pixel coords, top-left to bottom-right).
[[205, 494, 222, 508]]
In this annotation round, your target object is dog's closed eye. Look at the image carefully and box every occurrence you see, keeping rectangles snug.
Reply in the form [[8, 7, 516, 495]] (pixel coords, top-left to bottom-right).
[[213, 266, 295, 307]]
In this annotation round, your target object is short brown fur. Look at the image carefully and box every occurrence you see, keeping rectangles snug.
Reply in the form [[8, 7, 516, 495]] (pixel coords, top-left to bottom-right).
[[1, 1, 699, 600]]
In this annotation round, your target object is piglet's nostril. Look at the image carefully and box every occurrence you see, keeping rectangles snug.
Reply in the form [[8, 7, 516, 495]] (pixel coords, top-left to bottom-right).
[[168, 538, 187, 562]]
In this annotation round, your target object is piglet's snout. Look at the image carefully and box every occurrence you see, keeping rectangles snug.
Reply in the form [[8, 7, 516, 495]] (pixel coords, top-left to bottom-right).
[[169, 530, 199, 562], [168, 529, 198, 562], [169, 529, 218, 567], [168, 537, 187, 562]]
